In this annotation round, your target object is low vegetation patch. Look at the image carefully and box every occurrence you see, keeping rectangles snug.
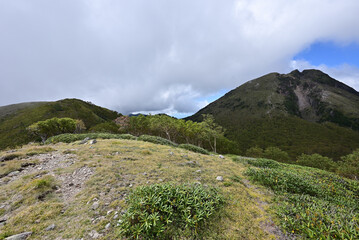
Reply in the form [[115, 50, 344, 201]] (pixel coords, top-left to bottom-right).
[[296, 153, 336, 171], [178, 144, 209, 155], [246, 158, 280, 169], [118, 183, 225, 239], [25, 147, 55, 156], [137, 135, 178, 147], [45, 133, 136, 144], [245, 159, 359, 239]]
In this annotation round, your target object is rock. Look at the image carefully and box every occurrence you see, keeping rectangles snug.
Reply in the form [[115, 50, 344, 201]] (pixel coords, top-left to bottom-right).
[[184, 161, 198, 167], [91, 201, 99, 210], [7, 171, 20, 177], [169, 151, 174, 155], [194, 181, 201, 185], [219, 155, 225, 159], [80, 137, 90, 144], [5, 232, 32, 240], [113, 214, 119, 219], [89, 139, 97, 144], [45, 224, 56, 231], [88, 230, 102, 239], [107, 210, 113, 215], [216, 176, 224, 181], [105, 223, 111, 229], [195, 169, 202, 173]]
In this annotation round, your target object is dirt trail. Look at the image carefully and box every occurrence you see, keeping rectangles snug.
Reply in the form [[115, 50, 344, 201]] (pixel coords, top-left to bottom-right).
[[242, 179, 293, 240]]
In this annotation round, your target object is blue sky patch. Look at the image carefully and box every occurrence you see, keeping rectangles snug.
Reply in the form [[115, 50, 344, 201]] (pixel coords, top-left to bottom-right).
[[294, 41, 359, 67]]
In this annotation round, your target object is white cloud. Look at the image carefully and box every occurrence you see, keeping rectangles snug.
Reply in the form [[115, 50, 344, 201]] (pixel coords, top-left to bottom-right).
[[0, 0, 358, 115]]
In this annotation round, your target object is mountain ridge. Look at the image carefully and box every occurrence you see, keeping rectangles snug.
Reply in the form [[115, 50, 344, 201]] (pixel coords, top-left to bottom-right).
[[188, 69, 359, 159]]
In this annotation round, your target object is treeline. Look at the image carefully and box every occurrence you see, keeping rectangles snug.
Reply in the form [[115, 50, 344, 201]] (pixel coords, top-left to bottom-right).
[[116, 114, 237, 153], [28, 115, 238, 154]]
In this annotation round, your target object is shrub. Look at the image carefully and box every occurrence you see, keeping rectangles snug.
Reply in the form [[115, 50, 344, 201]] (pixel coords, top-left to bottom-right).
[[245, 168, 319, 196], [45, 133, 136, 144], [89, 122, 119, 133], [119, 183, 224, 239], [245, 146, 263, 158], [178, 144, 209, 155], [296, 153, 336, 171], [27, 117, 85, 142], [244, 161, 359, 239], [137, 135, 178, 147], [262, 147, 290, 162], [246, 158, 280, 169], [337, 149, 359, 179]]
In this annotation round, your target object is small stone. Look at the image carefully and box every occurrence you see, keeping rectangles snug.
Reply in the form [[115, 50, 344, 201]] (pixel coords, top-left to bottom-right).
[[5, 231, 32, 240], [89, 139, 97, 144], [105, 223, 111, 229], [34, 219, 40, 223], [169, 151, 174, 155], [195, 169, 202, 173], [113, 214, 119, 219], [7, 171, 20, 177], [88, 230, 101, 239], [107, 210, 113, 215], [158, 179, 163, 182], [194, 181, 201, 185], [143, 172, 147, 176], [216, 176, 224, 181], [92, 202, 99, 210], [45, 224, 56, 231], [219, 155, 225, 159]]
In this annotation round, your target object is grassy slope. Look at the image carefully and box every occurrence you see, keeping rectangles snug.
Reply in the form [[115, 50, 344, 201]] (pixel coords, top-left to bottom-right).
[[189, 71, 359, 160], [0, 99, 120, 150], [0, 139, 278, 240], [0, 102, 48, 119]]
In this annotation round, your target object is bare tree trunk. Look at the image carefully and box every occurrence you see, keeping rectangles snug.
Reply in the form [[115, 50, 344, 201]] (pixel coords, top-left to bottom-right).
[[214, 137, 217, 153]]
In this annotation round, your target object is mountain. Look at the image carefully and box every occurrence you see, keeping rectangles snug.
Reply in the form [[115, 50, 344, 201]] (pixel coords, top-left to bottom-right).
[[0, 98, 120, 150], [188, 69, 359, 160]]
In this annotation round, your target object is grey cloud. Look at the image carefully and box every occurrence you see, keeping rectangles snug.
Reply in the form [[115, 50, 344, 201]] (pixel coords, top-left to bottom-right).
[[1, 0, 359, 115]]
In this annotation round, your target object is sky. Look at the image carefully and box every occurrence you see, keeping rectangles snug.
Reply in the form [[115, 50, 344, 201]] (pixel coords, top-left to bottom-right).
[[0, 0, 359, 118]]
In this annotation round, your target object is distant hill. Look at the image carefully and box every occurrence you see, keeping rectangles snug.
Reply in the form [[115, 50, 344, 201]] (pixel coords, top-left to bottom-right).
[[0, 98, 120, 150], [188, 69, 359, 160]]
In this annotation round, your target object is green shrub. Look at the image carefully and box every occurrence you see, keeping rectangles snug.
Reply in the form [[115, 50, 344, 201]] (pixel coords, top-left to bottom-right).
[[118, 183, 224, 239], [137, 135, 178, 147], [89, 121, 119, 133], [245, 168, 319, 196], [245, 146, 263, 158], [296, 153, 336, 171], [246, 158, 280, 169], [337, 149, 359, 179], [245, 160, 359, 239], [178, 144, 209, 155], [45, 133, 136, 144], [262, 147, 290, 162]]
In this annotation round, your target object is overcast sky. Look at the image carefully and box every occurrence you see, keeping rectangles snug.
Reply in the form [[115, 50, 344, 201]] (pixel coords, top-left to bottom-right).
[[1, 0, 359, 116]]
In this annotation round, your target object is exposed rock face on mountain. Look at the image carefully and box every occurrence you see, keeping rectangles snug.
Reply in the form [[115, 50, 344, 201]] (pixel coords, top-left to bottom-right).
[[188, 69, 359, 159]]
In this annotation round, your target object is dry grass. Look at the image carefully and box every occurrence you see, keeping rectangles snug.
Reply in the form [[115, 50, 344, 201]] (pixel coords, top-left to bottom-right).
[[0, 139, 278, 239]]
